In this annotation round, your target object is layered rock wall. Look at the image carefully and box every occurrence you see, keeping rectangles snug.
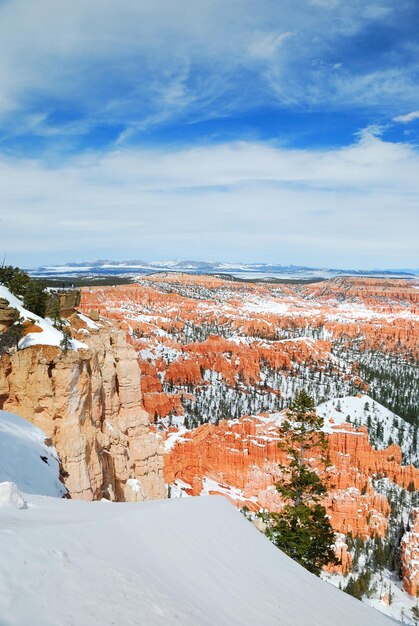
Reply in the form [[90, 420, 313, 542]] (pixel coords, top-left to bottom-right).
[[0, 319, 165, 502], [47, 290, 81, 317], [164, 417, 418, 540]]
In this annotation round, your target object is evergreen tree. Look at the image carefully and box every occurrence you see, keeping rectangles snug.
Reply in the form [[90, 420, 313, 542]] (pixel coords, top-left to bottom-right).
[[0, 265, 49, 319], [50, 296, 63, 330], [263, 390, 338, 576], [343, 571, 372, 600], [10, 317, 25, 349], [23, 280, 48, 317], [0, 265, 30, 296], [60, 329, 72, 353]]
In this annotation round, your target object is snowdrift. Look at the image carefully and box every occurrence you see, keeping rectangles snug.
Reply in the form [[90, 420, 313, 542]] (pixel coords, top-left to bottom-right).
[[0, 495, 397, 625], [0, 409, 66, 497]]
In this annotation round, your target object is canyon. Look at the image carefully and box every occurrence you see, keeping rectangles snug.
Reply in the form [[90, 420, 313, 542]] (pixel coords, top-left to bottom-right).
[[0, 273, 418, 622], [79, 274, 419, 612], [80, 274, 419, 426]]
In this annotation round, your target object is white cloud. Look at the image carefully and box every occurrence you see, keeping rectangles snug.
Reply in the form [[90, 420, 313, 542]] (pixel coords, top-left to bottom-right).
[[393, 111, 419, 124], [1, 133, 418, 268], [248, 32, 293, 60]]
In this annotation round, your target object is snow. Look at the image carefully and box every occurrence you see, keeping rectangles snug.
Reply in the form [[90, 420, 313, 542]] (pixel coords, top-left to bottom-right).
[[201, 476, 258, 503], [317, 395, 418, 463], [42, 265, 95, 272], [0, 482, 27, 509], [140, 342, 183, 364], [0, 495, 398, 626], [0, 410, 66, 498], [318, 395, 381, 427], [164, 426, 188, 451], [170, 478, 193, 497], [244, 298, 290, 315], [0, 285, 88, 351], [77, 312, 101, 330], [323, 569, 418, 625], [126, 478, 143, 494]]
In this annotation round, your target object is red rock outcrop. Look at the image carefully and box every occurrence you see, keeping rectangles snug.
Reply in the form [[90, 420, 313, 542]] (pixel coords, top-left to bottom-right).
[[143, 392, 184, 420], [79, 276, 419, 419], [0, 298, 19, 331], [165, 359, 203, 386], [164, 415, 418, 542]]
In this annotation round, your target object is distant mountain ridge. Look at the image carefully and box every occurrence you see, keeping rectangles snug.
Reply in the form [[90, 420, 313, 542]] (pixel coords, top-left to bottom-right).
[[29, 259, 419, 279]]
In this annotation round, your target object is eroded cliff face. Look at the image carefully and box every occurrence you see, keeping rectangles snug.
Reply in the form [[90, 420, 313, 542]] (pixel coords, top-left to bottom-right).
[[401, 509, 419, 597], [164, 416, 417, 532], [0, 318, 165, 502], [164, 413, 419, 592]]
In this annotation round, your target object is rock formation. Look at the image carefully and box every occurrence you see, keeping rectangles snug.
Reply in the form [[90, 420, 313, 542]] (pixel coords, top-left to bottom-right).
[[0, 316, 165, 502], [0, 298, 19, 331], [401, 509, 419, 597], [79, 275, 419, 425], [164, 414, 418, 550], [47, 290, 81, 317]]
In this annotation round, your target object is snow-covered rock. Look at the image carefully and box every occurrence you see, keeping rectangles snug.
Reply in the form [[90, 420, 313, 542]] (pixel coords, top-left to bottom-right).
[[0, 409, 66, 497], [0, 482, 27, 509], [318, 394, 418, 465], [0, 284, 87, 351]]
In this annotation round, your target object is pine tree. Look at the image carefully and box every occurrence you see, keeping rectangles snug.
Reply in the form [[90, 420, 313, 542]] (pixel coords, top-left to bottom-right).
[[0, 265, 30, 296], [10, 317, 25, 349], [50, 296, 63, 330], [60, 329, 72, 353], [263, 390, 338, 576], [23, 279, 48, 317]]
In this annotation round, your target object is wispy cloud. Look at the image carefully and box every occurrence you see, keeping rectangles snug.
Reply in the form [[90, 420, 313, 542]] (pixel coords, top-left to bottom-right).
[[1, 132, 418, 268], [394, 111, 419, 124], [0, 0, 418, 151]]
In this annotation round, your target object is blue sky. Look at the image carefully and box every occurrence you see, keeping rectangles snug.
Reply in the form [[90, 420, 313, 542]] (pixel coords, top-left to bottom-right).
[[0, 0, 418, 268]]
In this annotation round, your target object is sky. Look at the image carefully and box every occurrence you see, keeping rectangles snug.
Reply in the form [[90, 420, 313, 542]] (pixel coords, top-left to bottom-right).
[[0, 0, 418, 269]]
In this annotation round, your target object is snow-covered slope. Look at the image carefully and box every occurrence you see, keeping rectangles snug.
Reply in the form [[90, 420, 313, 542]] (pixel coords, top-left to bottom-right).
[[0, 410, 66, 497], [0, 284, 86, 350], [0, 494, 397, 626], [317, 395, 418, 465]]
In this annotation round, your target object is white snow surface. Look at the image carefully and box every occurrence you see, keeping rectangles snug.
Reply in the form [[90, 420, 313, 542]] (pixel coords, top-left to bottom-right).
[[77, 312, 101, 330], [318, 395, 397, 432], [324, 569, 417, 625], [0, 495, 398, 626], [0, 482, 27, 509], [0, 410, 66, 497], [0, 285, 87, 350]]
